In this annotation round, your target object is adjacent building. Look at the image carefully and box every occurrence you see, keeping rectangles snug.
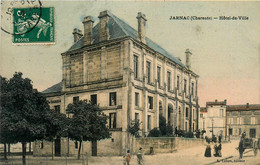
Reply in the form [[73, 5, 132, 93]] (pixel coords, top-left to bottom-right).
[[200, 100, 260, 140], [199, 100, 227, 138], [227, 103, 260, 139], [35, 10, 199, 156]]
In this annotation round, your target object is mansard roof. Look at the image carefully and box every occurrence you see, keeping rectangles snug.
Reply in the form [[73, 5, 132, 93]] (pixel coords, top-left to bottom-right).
[[67, 11, 186, 68]]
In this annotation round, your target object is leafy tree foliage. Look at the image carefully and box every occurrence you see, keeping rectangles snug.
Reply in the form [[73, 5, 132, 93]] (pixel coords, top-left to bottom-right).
[[128, 120, 141, 137], [66, 100, 110, 158], [159, 114, 167, 135], [148, 115, 173, 137], [0, 73, 67, 164], [148, 128, 161, 137]]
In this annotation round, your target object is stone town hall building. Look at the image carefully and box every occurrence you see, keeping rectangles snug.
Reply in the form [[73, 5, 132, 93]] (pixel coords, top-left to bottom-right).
[[35, 10, 199, 156]]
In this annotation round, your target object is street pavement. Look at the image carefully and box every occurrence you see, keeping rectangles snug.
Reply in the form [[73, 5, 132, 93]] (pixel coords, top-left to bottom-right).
[[1, 140, 260, 165]]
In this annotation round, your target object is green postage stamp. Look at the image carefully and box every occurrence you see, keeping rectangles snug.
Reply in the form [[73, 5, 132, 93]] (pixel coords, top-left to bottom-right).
[[13, 7, 55, 44]]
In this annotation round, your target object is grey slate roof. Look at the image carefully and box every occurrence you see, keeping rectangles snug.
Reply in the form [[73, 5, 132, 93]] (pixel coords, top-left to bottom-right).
[[42, 82, 62, 94], [67, 12, 186, 68], [43, 12, 190, 94]]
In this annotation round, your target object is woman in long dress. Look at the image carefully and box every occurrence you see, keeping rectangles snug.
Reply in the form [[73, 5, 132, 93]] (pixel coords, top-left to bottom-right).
[[204, 145, 212, 157]]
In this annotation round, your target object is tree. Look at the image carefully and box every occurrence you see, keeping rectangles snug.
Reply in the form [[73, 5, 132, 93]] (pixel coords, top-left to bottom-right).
[[66, 100, 110, 159], [157, 114, 173, 137], [159, 115, 167, 135], [0, 76, 16, 160], [128, 120, 141, 137], [148, 128, 161, 137], [0, 73, 66, 165]]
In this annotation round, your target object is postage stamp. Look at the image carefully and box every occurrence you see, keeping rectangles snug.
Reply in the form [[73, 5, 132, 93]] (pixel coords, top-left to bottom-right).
[[12, 7, 55, 44]]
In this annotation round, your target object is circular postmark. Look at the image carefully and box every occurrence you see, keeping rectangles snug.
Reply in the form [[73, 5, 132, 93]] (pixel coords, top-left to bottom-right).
[[1, 0, 42, 36]]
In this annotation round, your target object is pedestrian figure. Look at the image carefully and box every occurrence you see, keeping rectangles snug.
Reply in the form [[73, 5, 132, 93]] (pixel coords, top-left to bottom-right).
[[214, 144, 218, 157], [212, 135, 217, 143], [218, 135, 222, 143], [242, 132, 246, 139], [253, 139, 258, 156], [205, 136, 210, 144], [126, 150, 131, 165], [238, 139, 244, 159], [204, 145, 211, 157], [137, 147, 143, 165], [218, 143, 222, 157]]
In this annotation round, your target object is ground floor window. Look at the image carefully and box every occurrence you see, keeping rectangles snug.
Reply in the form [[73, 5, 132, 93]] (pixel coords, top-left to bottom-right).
[[148, 96, 153, 109], [54, 105, 60, 113], [91, 94, 97, 105], [250, 128, 256, 138], [75, 141, 78, 149], [239, 128, 242, 135], [229, 128, 233, 135], [135, 113, 139, 122], [147, 115, 151, 131]]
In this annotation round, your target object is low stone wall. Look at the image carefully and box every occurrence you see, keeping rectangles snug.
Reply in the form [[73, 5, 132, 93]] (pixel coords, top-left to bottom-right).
[[175, 137, 204, 150], [134, 137, 204, 154]]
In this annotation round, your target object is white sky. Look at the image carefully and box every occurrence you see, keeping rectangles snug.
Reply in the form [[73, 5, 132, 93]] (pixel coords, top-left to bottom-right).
[[1, 1, 259, 107]]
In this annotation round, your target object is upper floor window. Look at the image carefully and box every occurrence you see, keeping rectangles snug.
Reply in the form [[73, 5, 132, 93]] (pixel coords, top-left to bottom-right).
[[250, 117, 256, 125], [148, 96, 153, 109], [240, 117, 243, 124], [228, 118, 233, 124], [135, 92, 139, 107], [134, 55, 138, 79], [167, 71, 171, 91], [109, 113, 117, 129], [54, 105, 60, 113], [146, 61, 151, 83], [184, 79, 187, 93], [177, 76, 180, 90], [185, 107, 189, 118], [200, 114, 203, 118], [73, 96, 79, 104], [109, 92, 117, 106], [219, 109, 224, 117], [157, 66, 161, 87], [191, 82, 194, 96], [91, 94, 97, 105]]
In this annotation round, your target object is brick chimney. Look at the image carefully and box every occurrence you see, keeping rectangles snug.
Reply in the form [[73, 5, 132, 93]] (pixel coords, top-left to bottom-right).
[[82, 16, 94, 45], [98, 10, 110, 42], [72, 28, 83, 43], [185, 49, 192, 69], [136, 12, 147, 43]]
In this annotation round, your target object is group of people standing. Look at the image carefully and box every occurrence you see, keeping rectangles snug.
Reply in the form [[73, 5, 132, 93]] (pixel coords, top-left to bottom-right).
[[204, 135, 222, 157]]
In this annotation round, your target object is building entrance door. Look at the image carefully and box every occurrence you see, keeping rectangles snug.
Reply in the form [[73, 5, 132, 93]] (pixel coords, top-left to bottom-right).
[[55, 138, 61, 156], [250, 128, 256, 138]]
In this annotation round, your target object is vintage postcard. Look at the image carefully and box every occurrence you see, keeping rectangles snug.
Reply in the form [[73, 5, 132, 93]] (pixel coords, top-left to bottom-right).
[[0, 0, 259, 165]]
